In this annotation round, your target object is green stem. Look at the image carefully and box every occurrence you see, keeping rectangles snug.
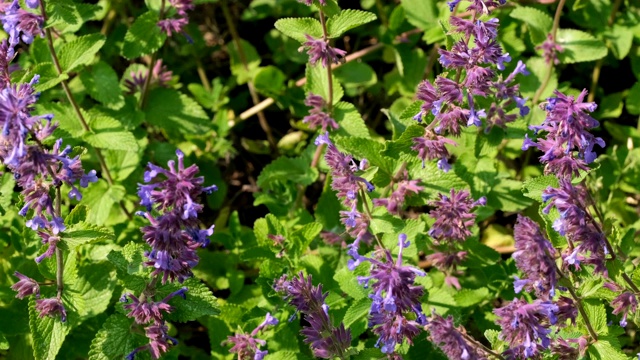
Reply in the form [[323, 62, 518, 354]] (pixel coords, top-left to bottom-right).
[[55, 187, 64, 299], [139, 0, 166, 109], [533, 0, 566, 105]]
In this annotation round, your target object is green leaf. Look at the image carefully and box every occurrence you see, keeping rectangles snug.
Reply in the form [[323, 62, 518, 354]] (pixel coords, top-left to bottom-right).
[[342, 297, 371, 337], [333, 61, 378, 92], [334, 267, 369, 300], [557, 29, 607, 64], [254, 66, 286, 97], [522, 175, 559, 201], [306, 63, 343, 105], [0, 333, 8, 350], [326, 10, 377, 38], [274, 18, 323, 43], [25, 63, 69, 92], [79, 179, 125, 225], [582, 299, 608, 335], [83, 116, 138, 151], [257, 156, 319, 188], [60, 222, 114, 250], [400, 0, 437, 30], [509, 6, 553, 44], [29, 298, 71, 360], [290, 222, 322, 255], [333, 102, 370, 139], [519, 57, 557, 99], [607, 25, 633, 60], [79, 62, 124, 108], [228, 39, 261, 84], [88, 313, 138, 360], [315, 180, 342, 230], [144, 88, 212, 135], [626, 82, 640, 115], [122, 11, 167, 59], [156, 278, 219, 322], [57, 33, 105, 73], [588, 336, 628, 360], [453, 287, 490, 307], [46, 1, 101, 33], [71, 262, 116, 321]]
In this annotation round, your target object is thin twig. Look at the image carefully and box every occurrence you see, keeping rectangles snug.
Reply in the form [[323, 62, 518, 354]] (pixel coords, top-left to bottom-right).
[[533, 0, 566, 105], [220, 0, 277, 153]]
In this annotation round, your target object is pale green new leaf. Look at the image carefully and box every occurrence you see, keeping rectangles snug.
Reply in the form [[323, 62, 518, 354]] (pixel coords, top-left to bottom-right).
[[58, 33, 106, 73], [61, 222, 114, 250], [521, 175, 559, 201], [588, 336, 629, 360], [557, 29, 607, 64], [122, 11, 167, 59], [79, 179, 125, 225], [145, 88, 212, 135], [72, 262, 116, 321], [400, 0, 437, 31], [453, 287, 490, 307], [333, 267, 368, 300], [46, 1, 101, 33], [29, 298, 71, 360], [274, 18, 323, 43], [326, 10, 377, 38], [342, 297, 371, 337], [0, 333, 8, 350], [509, 6, 552, 44]]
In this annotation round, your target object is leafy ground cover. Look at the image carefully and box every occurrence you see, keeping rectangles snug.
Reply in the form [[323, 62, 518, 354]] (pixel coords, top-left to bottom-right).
[[2, 0, 640, 359]]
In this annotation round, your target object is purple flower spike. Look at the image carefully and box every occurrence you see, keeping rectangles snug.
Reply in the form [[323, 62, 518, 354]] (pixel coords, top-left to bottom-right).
[[428, 310, 488, 360], [300, 34, 346, 68], [303, 93, 339, 132], [525, 89, 604, 178], [225, 312, 277, 360], [372, 171, 422, 215], [428, 189, 485, 244], [512, 215, 557, 300], [494, 298, 558, 359], [274, 273, 351, 359], [11, 271, 40, 299], [35, 297, 67, 322], [611, 292, 638, 327]]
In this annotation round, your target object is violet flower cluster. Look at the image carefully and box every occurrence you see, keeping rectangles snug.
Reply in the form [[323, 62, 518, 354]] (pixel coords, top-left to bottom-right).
[[349, 234, 427, 355], [605, 282, 639, 327], [427, 310, 488, 360], [274, 272, 351, 359], [225, 313, 279, 360], [426, 189, 485, 289], [372, 170, 423, 215], [315, 132, 374, 251], [541, 179, 608, 275], [512, 215, 557, 300], [494, 298, 559, 359], [124, 150, 217, 359], [299, 34, 346, 68], [4, 0, 96, 323], [522, 89, 604, 178], [157, 0, 194, 37], [125, 59, 173, 94], [411, 0, 529, 172], [303, 93, 338, 132]]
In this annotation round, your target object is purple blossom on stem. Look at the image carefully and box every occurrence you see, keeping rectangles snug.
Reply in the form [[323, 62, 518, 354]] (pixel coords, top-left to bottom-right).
[[512, 215, 557, 300], [35, 297, 67, 322], [537, 34, 564, 65], [303, 93, 338, 132], [353, 234, 426, 354], [372, 170, 422, 215], [121, 287, 187, 324], [274, 272, 351, 358], [300, 35, 346, 68], [523, 89, 604, 179], [225, 313, 278, 360], [494, 298, 558, 359], [551, 337, 588, 360], [125, 59, 173, 94], [611, 292, 638, 327], [541, 179, 607, 275], [427, 310, 488, 360], [0, 0, 44, 53], [411, 128, 457, 172], [157, 0, 193, 37], [11, 271, 40, 299], [428, 189, 485, 244]]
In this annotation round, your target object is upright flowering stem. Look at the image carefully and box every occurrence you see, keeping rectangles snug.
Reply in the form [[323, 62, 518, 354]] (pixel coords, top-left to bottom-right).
[[38, 0, 131, 220], [55, 187, 63, 297], [556, 266, 598, 341], [220, 0, 277, 152], [532, 0, 566, 104], [311, 9, 335, 169], [139, 0, 166, 109]]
